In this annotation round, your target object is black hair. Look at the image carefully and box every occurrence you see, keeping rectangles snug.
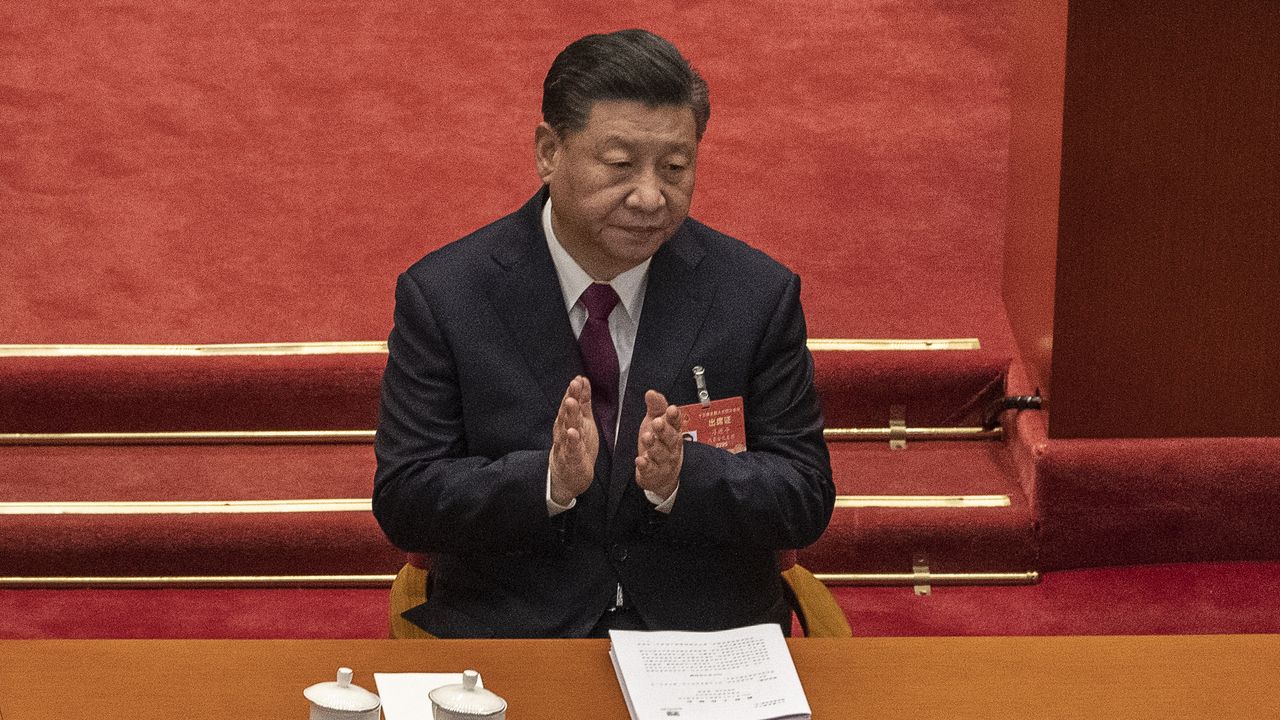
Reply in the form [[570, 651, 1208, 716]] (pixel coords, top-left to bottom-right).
[[542, 29, 710, 140]]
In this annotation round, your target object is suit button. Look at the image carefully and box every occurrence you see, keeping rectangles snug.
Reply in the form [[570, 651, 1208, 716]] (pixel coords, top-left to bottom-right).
[[611, 544, 629, 562]]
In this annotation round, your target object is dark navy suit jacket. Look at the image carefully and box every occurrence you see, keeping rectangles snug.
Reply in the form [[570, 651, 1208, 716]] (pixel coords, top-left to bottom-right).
[[373, 188, 834, 638]]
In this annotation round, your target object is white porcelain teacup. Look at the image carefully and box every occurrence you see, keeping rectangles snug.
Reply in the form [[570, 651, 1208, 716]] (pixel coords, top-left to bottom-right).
[[304, 667, 381, 720], [429, 670, 506, 720]]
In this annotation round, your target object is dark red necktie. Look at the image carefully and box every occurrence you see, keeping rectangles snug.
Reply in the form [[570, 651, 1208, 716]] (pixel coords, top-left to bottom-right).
[[578, 283, 621, 448]]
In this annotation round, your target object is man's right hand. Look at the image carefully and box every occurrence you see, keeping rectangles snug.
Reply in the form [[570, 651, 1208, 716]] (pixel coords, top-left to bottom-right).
[[550, 375, 599, 506]]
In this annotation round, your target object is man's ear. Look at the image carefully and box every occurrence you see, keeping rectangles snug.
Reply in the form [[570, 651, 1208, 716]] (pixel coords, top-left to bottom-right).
[[534, 122, 561, 183]]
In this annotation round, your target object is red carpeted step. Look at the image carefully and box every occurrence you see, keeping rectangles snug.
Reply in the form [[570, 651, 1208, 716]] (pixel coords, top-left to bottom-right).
[[0, 354, 383, 433], [2, 440, 1039, 579], [1, 350, 1023, 578], [0, 444, 401, 577], [11, 561, 1277, 639], [802, 441, 1036, 574], [1, 348, 1007, 433], [0, 588, 390, 639], [833, 561, 1280, 637], [1035, 435, 1280, 570], [814, 350, 1009, 427]]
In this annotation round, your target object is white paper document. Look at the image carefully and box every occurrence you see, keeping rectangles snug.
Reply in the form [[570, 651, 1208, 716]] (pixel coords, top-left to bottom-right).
[[374, 672, 476, 720], [609, 623, 811, 720]]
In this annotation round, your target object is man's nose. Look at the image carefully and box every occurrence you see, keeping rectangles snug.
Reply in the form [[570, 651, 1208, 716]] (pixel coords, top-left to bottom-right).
[[625, 169, 666, 212]]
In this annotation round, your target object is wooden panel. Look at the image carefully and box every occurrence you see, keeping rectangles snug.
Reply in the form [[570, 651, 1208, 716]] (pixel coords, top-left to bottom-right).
[[1049, 0, 1280, 438], [1003, 0, 1070, 396]]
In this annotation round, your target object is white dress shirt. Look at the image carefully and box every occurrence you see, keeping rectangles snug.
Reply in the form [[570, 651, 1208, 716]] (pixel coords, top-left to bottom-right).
[[541, 199, 677, 515]]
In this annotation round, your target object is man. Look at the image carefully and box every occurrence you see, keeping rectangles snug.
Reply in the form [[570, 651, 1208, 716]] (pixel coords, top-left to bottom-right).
[[374, 29, 833, 639]]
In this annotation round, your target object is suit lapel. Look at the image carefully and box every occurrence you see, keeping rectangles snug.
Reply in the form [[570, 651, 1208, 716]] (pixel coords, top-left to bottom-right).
[[486, 192, 584, 414], [607, 224, 712, 520]]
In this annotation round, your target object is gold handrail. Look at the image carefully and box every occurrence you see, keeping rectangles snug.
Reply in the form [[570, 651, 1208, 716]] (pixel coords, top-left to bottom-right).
[[0, 342, 389, 357], [0, 430, 374, 445], [0, 575, 397, 588], [0, 499, 372, 515], [0, 337, 980, 357], [0, 426, 1000, 446], [0, 496, 1011, 514], [816, 571, 1040, 585], [836, 495, 1010, 508], [0, 570, 1039, 588]]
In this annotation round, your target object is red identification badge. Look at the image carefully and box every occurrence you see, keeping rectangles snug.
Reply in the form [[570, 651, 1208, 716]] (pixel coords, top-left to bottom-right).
[[678, 396, 747, 454]]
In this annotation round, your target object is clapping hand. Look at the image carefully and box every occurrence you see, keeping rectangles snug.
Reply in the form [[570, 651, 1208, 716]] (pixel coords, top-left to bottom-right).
[[549, 375, 599, 506], [634, 389, 684, 501]]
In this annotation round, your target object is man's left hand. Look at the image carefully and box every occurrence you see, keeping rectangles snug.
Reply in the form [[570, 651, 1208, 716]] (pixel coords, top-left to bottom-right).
[[635, 389, 684, 501]]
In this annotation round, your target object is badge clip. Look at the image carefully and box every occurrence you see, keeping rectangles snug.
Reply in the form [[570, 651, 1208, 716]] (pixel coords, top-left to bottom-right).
[[692, 366, 712, 408]]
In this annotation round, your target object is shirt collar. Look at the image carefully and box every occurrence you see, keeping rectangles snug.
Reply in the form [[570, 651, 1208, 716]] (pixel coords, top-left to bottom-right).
[[542, 198, 650, 319]]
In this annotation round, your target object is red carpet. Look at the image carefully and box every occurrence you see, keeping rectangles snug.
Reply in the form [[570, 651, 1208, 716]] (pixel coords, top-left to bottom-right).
[[2, 348, 1006, 433], [815, 350, 1008, 427], [0, 444, 402, 577], [0, 353, 384, 433], [0, 588, 391, 640], [4, 563, 1276, 640], [838, 562, 1280, 637], [1, 0, 1012, 347], [804, 441, 1035, 574], [1036, 435, 1280, 570]]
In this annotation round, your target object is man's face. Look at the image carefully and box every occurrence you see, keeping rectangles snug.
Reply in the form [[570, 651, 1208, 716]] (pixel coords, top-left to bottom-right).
[[535, 100, 698, 281]]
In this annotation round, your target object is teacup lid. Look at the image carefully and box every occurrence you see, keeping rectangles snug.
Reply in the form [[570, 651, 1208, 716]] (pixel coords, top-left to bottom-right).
[[428, 670, 507, 717], [304, 667, 381, 713]]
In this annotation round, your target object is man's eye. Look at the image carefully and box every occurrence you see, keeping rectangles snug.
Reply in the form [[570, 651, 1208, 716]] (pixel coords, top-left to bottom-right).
[[667, 164, 687, 173], [606, 160, 632, 168]]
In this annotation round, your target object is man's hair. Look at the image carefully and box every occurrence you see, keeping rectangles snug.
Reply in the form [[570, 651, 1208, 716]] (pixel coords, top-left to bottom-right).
[[542, 29, 710, 141]]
